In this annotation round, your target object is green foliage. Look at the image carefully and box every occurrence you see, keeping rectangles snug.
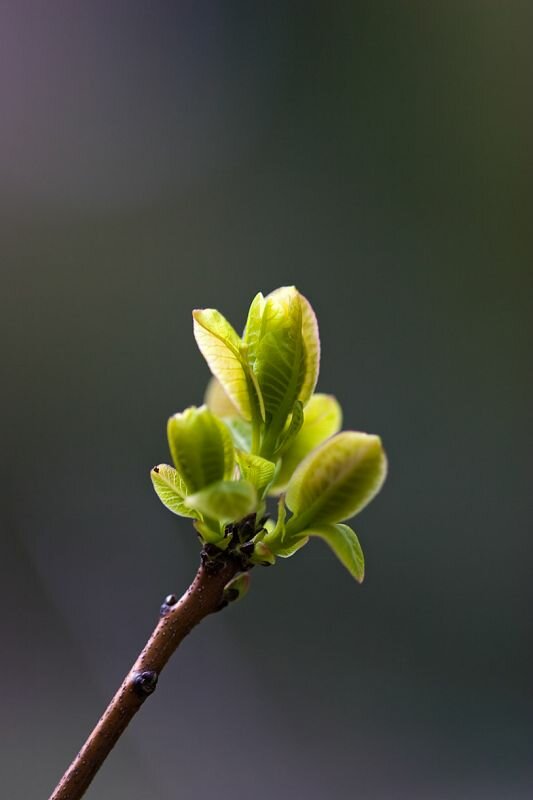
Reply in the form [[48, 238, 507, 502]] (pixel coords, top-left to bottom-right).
[[151, 287, 387, 583], [299, 523, 365, 583], [285, 432, 387, 534], [167, 406, 234, 494], [270, 393, 342, 492], [150, 464, 199, 519], [185, 479, 257, 523]]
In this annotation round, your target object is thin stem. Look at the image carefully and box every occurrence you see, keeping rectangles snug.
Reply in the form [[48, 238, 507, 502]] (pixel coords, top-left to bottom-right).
[[49, 556, 240, 800]]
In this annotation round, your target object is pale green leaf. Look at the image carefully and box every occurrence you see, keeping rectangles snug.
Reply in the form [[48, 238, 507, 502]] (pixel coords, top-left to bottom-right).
[[236, 451, 276, 495], [193, 519, 228, 545], [274, 535, 309, 558], [271, 394, 342, 493], [302, 523, 364, 582], [193, 309, 253, 421], [266, 286, 320, 407], [285, 431, 387, 533], [167, 406, 234, 494], [225, 416, 253, 452], [299, 291, 321, 404], [273, 400, 304, 458], [254, 289, 306, 456], [250, 540, 276, 565], [150, 464, 198, 519], [204, 376, 240, 418], [185, 479, 257, 523], [243, 291, 266, 364]]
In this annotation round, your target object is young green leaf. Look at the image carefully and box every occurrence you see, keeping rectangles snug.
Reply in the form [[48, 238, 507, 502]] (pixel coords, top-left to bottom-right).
[[185, 479, 257, 523], [265, 286, 320, 407], [273, 399, 304, 458], [235, 451, 276, 495], [167, 406, 235, 494], [204, 376, 240, 418], [299, 292, 321, 405], [150, 464, 199, 519], [250, 540, 276, 565], [270, 393, 342, 492], [273, 535, 309, 558], [300, 523, 364, 582], [242, 291, 266, 364], [193, 309, 254, 421], [224, 417, 253, 452], [253, 289, 306, 456], [285, 431, 387, 534]]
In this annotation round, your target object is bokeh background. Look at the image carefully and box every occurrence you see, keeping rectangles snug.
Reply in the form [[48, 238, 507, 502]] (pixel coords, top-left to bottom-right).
[[1, 3, 532, 799]]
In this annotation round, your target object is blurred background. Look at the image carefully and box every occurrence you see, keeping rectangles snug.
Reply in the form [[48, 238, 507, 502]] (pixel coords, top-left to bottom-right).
[[1, 3, 532, 798]]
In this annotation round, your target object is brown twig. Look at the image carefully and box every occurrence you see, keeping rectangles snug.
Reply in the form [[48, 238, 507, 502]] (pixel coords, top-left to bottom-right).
[[49, 555, 240, 800]]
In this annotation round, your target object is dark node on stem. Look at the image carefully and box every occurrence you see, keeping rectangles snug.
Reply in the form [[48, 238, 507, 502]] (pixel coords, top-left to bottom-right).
[[200, 543, 226, 575], [236, 513, 257, 544], [133, 670, 158, 698], [240, 541, 255, 557], [160, 594, 178, 616], [201, 557, 224, 576]]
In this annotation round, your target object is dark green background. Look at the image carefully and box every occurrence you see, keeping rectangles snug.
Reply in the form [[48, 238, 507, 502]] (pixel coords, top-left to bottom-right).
[[2, 4, 532, 798]]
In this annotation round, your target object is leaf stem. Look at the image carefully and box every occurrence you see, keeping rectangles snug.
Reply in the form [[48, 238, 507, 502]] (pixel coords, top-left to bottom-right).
[[48, 555, 240, 800]]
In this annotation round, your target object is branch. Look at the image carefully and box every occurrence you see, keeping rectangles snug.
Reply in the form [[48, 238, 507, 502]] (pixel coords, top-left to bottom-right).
[[49, 554, 240, 800]]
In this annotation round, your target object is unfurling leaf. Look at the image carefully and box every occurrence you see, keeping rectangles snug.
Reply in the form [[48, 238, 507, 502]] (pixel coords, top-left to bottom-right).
[[167, 406, 234, 494], [150, 464, 199, 519], [193, 309, 259, 421], [298, 292, 321, 405], [270, 393, 342, 492], [285, 431, 387, 535], [252, 289, 306, 456], [235, 451, 276, 495], [301, 523, 364, 582], [273, 399, 304, 458], [242, 291, 266, 364], [185, 479, 257, 523]]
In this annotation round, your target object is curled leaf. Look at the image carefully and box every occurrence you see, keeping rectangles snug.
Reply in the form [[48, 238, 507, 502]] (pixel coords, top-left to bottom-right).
[[285, 431, 387, 534], [167, 406, 234, 494], [150, 464, 199, 519], [253, 289, 306, 456], [301, 523, 364, 582], [273, 535, 309, 559], [273, 400, 304, 458]]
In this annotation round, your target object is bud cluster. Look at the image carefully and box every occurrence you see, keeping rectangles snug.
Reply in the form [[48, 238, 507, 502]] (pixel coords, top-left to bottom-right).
[[151, 287, 387, 586]]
